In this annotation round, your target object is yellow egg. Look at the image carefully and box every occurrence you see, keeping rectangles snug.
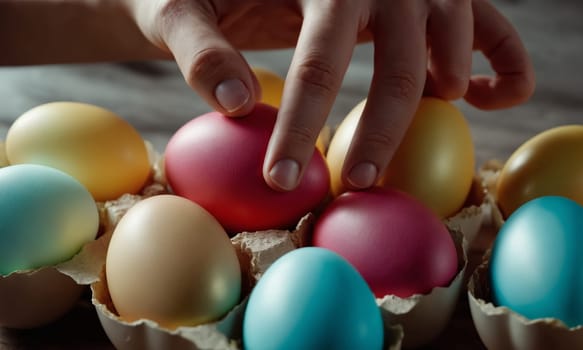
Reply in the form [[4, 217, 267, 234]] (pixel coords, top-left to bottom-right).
[[315, 125, 332, 155], [327, 97, 475, 218], [5, 102, 151, 202], [326, 100, 364, 197], [496, 125, 583, 218], [0, 141, 8, 167], [252, 67, 285, 108]]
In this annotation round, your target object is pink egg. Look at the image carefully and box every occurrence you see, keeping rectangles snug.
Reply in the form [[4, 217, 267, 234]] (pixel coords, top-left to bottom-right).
[[312, 187, 458, 298], [164, 103, 330, 234]]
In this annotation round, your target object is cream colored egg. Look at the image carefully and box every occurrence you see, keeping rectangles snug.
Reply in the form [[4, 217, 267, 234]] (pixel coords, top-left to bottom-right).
[[6, 102, 151, 201], [327, 97, 475, 218], [326, 99, 366, 197], [105, 194, 242, 330], [0, 141, 8, 167]]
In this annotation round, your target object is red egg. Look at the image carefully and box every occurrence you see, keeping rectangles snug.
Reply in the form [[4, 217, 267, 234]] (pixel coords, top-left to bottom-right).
[[312, 187, 458, 298], [164, 103, 330, 234]]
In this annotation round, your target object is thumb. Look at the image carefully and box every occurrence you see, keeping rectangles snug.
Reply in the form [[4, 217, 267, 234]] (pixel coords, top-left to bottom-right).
[[159, 3, 259, 115]]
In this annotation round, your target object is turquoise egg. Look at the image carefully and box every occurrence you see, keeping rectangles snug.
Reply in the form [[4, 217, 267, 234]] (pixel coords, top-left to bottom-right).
[[490, 195, 583, 328], [243, 247, 384, 350], [0, 164, 99, 275]]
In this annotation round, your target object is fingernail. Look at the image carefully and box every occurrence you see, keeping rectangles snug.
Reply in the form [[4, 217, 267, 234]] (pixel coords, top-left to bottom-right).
[[215, 79, 250, 112], [347, 162, 378, 189], [269, 159, 300, 191]]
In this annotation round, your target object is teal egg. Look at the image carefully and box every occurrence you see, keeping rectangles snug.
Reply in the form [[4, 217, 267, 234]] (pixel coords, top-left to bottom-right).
[[243, 247, 384, 350], [0, 164, 99, 275], [490, 195, 583, 328]]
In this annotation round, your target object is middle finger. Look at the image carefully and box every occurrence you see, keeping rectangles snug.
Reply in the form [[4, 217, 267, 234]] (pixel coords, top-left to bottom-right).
[[262, 0, 365, 191]]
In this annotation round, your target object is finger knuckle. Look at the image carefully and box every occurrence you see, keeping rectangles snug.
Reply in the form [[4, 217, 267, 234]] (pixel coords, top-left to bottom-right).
[[438, 71, 469, 99], [285, 124, 318, 147], [377, 69, 420, 102], [364, 128, 401, 151], [296, 56, 339, 97], [512, 71, 536, 102], [186, 47, 229, 86]]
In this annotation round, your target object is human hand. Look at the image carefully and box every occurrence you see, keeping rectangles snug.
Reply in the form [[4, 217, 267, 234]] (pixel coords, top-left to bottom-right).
[[123, 0, 535, 191]]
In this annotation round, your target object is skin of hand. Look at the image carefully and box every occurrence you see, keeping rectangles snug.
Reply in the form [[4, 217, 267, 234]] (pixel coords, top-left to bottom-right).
[[0, 0, 535, 192], [122, 0, 534, 192]]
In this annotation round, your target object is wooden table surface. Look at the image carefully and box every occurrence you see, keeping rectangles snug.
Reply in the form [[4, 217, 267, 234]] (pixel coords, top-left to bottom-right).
[[0, 0, 581, 348]]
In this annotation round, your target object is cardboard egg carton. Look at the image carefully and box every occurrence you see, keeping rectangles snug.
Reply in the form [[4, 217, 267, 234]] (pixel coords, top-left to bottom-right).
[[92, 132, 490, 349], [0, 135, 480, 347], [0, 140, 166, 329], [468, 159, 583, 349], [92, 212, 407, 349], [377, 228, 468, 348], [88, 142, 405, 349], [468, 251, 583, 350], [92, 202, 472, 349], [90, 213, 409, 350]]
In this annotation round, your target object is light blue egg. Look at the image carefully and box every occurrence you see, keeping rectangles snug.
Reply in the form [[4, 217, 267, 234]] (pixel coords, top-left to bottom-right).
[[243, 247, 384, 350], [0, 164, 99, 275], [490, 195, 583, 328]]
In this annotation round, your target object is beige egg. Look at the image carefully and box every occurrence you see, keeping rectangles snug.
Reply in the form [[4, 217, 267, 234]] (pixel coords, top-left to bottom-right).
[[105, 194, 242, 330]]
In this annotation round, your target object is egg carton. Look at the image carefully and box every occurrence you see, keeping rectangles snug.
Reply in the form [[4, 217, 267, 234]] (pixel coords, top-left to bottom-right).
[[377, 228, 468, 348], [468, 250, 583, 350], [90, 212, 404, 350], [467, 159, 583, 349], [0, 138, 482, 348], [0, 140, 166, 329], [444, 172, 489, 251], [80, 142, 402, 349], [0, 192, 110, 328], [91, 200, 474, 349]]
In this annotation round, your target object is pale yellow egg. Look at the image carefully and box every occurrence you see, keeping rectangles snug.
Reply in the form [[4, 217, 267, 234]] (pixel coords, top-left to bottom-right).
[[0, 141, 8, 167], [6, 102, 151, 201], [327, 97, 476, 218]]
